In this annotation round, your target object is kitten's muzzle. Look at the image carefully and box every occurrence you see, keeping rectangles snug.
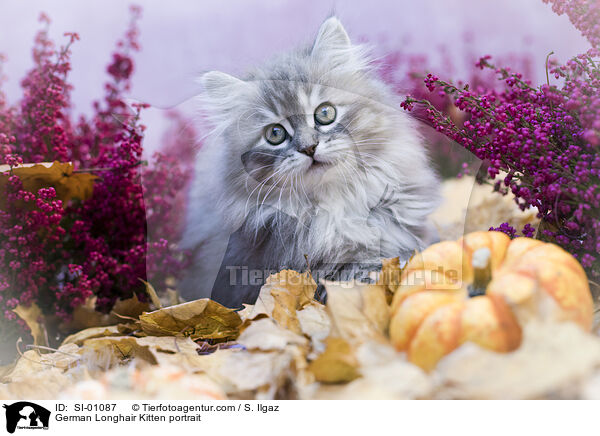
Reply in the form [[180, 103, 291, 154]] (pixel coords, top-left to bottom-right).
[[298, 142, 318, 157]]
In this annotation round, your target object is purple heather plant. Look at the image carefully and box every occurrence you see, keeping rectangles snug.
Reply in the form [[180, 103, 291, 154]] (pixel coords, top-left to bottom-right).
[[0, 7, 193, 345], [489, 222, 537, 239], [401, 0, 600, 277], [375, 41, 535, 178]]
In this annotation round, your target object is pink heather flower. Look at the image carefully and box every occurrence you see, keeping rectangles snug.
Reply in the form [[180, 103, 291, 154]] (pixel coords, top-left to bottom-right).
[[0, 8, 192, 343], [378, 40, 533, 179], [542, 0, 600, 48], [521, 223, 537, 238], [402, 0, 600, 277], [489, 223, 518, 238]]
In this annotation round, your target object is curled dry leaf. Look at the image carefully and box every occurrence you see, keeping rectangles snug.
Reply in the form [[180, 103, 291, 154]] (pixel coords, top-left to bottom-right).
[[237, 318, 308, 352], [271, 287, 302, 334], [62, 324, 138, 346], [237, 304, 255, 322], [61, 294, 149, 332], [139, 299, 242, 341], [165, 289, 183, 307], [140, 279, 163, 309], [12, 303, 48, 347], [76, 334, 201, 373], [308, 337, 360, 384], [132, 335, 200, 355], [378, 256, 407, 301], [266, 269, 317, 307], [297, 302, 331, 356], [81, 336, 158, 367], [0, 161, 97, 209], [3, 345, 80, 383], [132, 336, 205, 369], [111, 294, 151, 319], [249, 270, 317, 323], [215, 349, 299, 398], [1, 345, 86, 399], [324, 281, 390, 343]]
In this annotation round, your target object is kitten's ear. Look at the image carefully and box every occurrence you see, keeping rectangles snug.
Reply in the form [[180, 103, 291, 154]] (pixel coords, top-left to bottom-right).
[[311, 17, 351, 56], [198, 71, 254, 120], [199, 71, 250, 101], [311, 17, 369, 71]]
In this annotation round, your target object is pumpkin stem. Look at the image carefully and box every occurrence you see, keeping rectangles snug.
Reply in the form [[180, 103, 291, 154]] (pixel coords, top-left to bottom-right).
[[469, 247, 492, 298]]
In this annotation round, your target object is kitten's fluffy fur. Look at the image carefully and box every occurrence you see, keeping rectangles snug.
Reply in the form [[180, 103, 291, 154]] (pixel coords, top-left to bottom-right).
[[180, 18, 440, 307]]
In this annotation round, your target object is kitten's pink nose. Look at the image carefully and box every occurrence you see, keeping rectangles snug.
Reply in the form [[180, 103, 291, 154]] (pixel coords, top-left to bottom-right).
[[299, 143, 318, 157]]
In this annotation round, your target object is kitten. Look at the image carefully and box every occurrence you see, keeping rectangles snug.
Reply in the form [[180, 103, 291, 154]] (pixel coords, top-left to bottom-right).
[[180, 17, 440, 308]]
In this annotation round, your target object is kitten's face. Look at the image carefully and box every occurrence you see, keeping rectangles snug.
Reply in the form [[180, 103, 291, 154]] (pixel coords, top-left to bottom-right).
[[238, 84, 392, 193], [201, 18, 395, 197]]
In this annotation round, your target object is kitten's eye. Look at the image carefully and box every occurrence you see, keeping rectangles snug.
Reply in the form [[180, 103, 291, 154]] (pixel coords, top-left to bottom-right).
[[314, 102, 336, 125], [264, 124, 287, 145]]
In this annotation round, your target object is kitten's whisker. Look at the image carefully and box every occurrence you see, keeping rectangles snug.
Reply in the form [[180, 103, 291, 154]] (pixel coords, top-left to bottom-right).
[[258, 169, 288, 213], [251, 151, 282, 158], [352, 150, 398, 173], [244, 163, 275, 191], [340, 112, 366, 134], [356, 152, 398, 168], [247, 163, 274, 174], [274, 172, 294, 249], [245, 167, 285, 216], [338, 159, 365, 191], [349, 139, 391, 145], [335, 159, 354, 191], [299, 173, 311, 205], [292, 173, 302, 212], [277, 173, 291, 224], [334, 150, 395, 179], [236, 109, 262, 140]]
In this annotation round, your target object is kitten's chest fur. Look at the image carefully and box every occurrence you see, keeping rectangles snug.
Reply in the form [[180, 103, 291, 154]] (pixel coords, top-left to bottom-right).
[[234, 171, 423, 273]]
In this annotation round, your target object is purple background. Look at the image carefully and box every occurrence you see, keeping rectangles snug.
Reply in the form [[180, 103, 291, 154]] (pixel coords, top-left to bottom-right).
[[0, 0, 592, 153]]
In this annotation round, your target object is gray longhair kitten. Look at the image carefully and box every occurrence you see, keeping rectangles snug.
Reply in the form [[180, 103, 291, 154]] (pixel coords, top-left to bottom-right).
[[180, 17, 440, 308]]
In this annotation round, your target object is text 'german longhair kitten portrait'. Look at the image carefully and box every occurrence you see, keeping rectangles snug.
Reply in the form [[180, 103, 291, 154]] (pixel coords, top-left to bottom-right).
[[181, 17, 440, 308]]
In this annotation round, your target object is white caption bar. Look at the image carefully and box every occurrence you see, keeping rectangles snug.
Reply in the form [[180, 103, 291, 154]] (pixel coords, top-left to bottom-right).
[[0, 400, 598, 435]]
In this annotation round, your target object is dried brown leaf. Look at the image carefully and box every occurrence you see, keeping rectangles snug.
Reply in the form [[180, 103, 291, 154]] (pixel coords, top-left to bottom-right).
[[81, 336, 158, 366], [324, 281, 390, 343], [61, 294, 149, 332], [111, 294, 151, 319], [139, 299, 242, 341], [237, 318, 308, 352], [296, 302, 331, 356], [1, 344, 82, 400], [215, 349, 297, 397], [271, 287, 302, 334], [266, 270, 317, 308], [13, 303, 47, 347], [0, 161, 97, 209], [308, 337, 360, 384], [62, 325, 137, 346], [247, 270, 317, 331], [140, 279, 163, 309]]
